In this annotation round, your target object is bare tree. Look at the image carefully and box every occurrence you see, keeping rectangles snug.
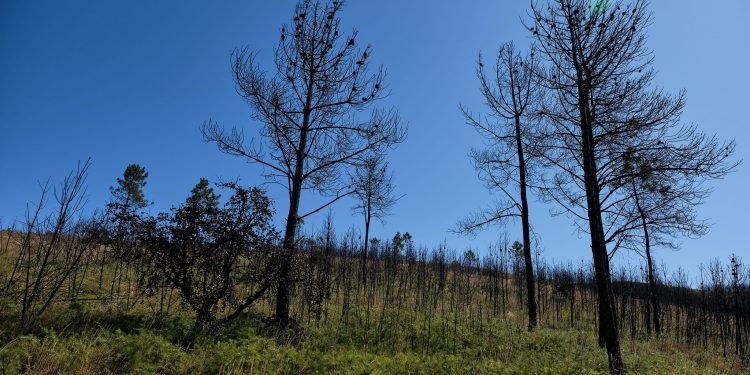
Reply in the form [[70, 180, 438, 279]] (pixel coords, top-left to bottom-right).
[[526, 0, 737, 372], [11, 160, 97, 329], [456, 42, 541, 331], [0, 223, 15, 296], [611, 144, 736, 336], [350, 152, 397, 289], [202, 0, 405, 323]]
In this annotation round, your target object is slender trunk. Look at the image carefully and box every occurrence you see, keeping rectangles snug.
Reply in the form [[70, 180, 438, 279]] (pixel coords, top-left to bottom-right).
[[514, 114, 537, 331], [733, 275, 743, 356], [638, 200, 660, 337], [187, 311, 211, 348], [629, 183, 661, 339], [362, 210, 371, 291], [585, 167, 622, 373], [98, 246, 106, 291]]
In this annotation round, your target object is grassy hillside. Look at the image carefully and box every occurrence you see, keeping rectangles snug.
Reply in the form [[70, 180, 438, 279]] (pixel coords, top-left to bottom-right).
[[0, 234, 742, 374], [0, 302, 735, 374]]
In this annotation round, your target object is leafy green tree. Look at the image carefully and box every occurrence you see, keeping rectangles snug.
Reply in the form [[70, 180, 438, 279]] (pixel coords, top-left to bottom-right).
[[110, 164, 149, 210], [511, 240, 524, 258], [106, 163, 150, 246], [102, 164, 150, 301], [186, 178, 220, 210], [392, 232, 404, 257]]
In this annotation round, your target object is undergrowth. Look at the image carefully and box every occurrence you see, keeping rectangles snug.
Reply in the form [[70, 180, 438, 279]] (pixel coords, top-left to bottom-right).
[[0, 302, 734, 374]]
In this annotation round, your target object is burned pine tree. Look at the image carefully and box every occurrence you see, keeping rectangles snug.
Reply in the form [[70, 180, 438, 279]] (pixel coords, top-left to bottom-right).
[[202, 0, 405, 323], [350, 152, 397, 290], [525, 0, 736, 372], [456, 42, 541, 331], [609, 141, 736, 337]]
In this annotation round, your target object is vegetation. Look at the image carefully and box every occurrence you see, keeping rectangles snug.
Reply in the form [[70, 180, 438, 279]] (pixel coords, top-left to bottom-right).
[[456, 41, 542, 332], [141, 180, 277, 336], [523, 0, 737, 372], [0, 0, 743, 374], [1, 220, 748, 373], [201, 0, 406, 323]]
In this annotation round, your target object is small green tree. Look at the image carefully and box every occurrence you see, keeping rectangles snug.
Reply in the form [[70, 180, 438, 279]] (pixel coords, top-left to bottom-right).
[[392, 232, 405, 257], [106, 163, 149, 248], [110, 164, 149, 210], [186, 178, 220, 209], [102, 164, 150, 302], [511, 240, 524, 258], [106, 163, 149, 240]]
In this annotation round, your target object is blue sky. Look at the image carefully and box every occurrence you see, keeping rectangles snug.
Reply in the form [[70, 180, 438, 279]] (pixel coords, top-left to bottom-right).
[[1, 1, 748, 279]]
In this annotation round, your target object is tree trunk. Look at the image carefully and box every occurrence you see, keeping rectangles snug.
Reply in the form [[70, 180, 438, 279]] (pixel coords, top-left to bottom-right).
[[275, 185, 301, 323], [574, 62, 623, 373], [643, 214, 661, 336], [275, 147, 306, 324], [362, 211, 371, 291], [515, 114, 538, 331], [634, 187, 660, 337], [274, 81, 314, 323]]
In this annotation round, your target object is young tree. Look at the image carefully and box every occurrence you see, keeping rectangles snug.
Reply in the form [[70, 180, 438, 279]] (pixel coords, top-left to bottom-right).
[[202, 0, 405, 323], [526, 0, 736, 372], [103, 164, 149, 300], [350, 153, 397, 289], [456, 42, 541, 331], [145, 179, 278, 337], [392, 231, 405, 257], [106, 164, 149, 246], [110, 164, 149, 211]]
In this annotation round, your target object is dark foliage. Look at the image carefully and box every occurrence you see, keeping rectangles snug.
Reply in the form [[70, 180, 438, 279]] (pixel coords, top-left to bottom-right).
[[142, 179, 278, 333]]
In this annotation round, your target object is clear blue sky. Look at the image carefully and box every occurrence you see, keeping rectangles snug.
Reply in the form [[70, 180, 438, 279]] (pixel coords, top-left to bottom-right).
[[1, 1, 748, 279]]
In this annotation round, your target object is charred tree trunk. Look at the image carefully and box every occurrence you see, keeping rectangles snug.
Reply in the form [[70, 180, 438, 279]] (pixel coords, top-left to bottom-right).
[[574, 66, 623, 372], [362, 195, 372, 290], [515, 114, 538, 331], [643, 219, 661, 336], [276, 127, 308, 323], [633, 186, 661, 337]]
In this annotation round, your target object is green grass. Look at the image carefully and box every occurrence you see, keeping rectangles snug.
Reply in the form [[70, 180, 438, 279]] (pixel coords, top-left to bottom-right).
[[0, 239, 742, 374], [0, 302, 736, 374]]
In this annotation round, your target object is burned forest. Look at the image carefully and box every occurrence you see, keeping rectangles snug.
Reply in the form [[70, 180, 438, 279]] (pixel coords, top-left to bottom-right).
[[1, 0, 747, 373]]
